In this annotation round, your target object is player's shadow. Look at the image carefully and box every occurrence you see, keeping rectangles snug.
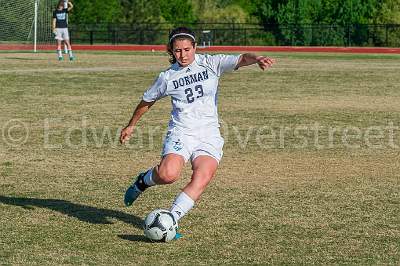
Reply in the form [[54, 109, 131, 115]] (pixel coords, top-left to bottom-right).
[[0, 195, 143, 229], [118, 234, 152, 243], [4, 57, 46, 61]]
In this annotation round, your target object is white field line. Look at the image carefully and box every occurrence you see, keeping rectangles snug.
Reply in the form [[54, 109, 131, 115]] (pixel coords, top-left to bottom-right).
[[0, 66, 154, 74]]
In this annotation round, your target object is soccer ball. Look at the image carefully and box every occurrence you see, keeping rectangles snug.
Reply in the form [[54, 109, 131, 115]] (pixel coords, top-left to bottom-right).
[[143, 209, 178, 242]]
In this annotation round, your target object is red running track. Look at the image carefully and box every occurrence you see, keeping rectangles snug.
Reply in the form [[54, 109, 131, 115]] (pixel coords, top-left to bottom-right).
[[1, 44, 400, 54]]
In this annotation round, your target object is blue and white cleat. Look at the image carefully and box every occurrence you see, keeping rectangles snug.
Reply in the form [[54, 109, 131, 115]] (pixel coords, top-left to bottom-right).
[[174, 231, 183, 240], [124, 172, 147, 206]]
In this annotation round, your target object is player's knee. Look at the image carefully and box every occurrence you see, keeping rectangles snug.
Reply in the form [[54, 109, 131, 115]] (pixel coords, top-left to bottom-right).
[[157, 166, 180, 184]]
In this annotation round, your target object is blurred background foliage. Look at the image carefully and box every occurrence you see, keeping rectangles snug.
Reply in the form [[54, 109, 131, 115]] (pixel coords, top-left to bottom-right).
[[12, 0, 395, 46], [69, 0, 400, 26]]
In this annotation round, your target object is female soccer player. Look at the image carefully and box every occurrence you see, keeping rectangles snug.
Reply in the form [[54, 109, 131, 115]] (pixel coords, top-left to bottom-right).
[[120, 26, 275, 230], [52, 0, 74, 61]]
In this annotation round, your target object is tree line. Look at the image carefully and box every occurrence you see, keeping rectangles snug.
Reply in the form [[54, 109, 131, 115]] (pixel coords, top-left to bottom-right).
[[69, 0, 400, 26]]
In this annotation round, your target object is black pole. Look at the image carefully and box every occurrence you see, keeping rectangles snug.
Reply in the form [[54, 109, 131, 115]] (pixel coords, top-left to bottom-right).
[[90, 31, 93, 45]]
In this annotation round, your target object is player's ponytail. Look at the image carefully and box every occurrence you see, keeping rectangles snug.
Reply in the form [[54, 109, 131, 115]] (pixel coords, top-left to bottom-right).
[[167, 27, 196, 64]]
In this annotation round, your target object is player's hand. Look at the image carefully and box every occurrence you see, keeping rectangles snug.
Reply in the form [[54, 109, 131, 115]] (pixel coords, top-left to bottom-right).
[[256, 56, 275, 70], [120, 126, 134, 144], [52, 29, 57, 36]]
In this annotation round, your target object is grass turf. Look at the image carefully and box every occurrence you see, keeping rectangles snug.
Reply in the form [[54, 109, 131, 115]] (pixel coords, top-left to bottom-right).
[[0, 51, 399, 264]]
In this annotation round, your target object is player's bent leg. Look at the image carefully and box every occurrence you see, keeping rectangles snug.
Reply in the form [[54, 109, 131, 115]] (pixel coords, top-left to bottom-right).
[[166, 155, 217, 240], [124, 154, 184, 207], [169, 155, 218, 223], [184, 155, 218, 201], [124, 167, 157, 206], [155, 153, 185, 185], [124, 171, 148, 206]]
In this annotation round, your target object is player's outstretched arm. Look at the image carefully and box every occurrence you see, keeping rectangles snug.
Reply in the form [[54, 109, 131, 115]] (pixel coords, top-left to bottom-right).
[[120, 100, 155, 144], [236, 53, 275, 70]]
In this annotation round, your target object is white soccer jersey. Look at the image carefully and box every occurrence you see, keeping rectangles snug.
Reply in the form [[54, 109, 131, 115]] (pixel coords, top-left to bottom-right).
[[143, 53, 240, 132]]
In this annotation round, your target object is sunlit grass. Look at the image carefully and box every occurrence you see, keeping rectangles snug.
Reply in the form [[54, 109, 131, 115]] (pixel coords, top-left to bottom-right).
[[0, 51, 399, 265]]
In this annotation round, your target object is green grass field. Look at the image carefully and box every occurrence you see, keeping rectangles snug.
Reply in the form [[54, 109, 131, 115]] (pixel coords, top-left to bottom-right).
[[0, 51, 399, 265]]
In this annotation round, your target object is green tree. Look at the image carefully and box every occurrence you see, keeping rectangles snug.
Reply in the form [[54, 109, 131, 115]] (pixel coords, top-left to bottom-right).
[[192, 0, 250, 23], [239, 0, 280, 25], [70, 0, 123, 24], [372, 0, 400, 46], [374, 0, 400, 24], [159, 0, 196, 25], [275, 0, 315, 45], [119, 0, 164, 23]]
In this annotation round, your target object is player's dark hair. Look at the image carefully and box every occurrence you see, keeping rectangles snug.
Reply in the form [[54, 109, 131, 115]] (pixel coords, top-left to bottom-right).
[[56, 0, 64, 9], [167, 27, 196, 64]]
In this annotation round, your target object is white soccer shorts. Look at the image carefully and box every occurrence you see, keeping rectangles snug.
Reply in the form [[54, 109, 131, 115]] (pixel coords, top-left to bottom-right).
[[162, 128, 224, 163], [55, 28, 70, 41]]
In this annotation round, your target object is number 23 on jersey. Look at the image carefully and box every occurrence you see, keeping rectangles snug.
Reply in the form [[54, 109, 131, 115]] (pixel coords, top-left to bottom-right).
[[184, 85, 204, 103]]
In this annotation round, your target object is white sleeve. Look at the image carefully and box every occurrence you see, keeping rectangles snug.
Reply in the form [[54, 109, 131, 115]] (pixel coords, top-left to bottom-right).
[[142, 72, 167, 102], [206, 54, 241, 76]]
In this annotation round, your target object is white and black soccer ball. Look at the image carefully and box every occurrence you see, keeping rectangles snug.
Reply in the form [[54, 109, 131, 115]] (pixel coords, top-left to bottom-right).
[[143, 209, 178, 242]]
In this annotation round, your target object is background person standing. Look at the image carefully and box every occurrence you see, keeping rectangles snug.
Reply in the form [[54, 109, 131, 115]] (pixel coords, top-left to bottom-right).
[[52, 0, 74, 61]]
